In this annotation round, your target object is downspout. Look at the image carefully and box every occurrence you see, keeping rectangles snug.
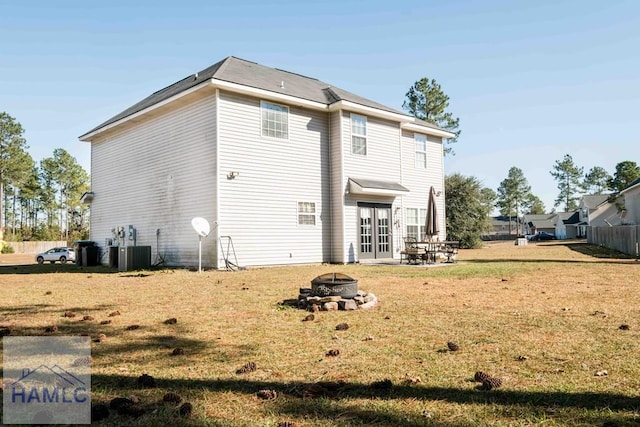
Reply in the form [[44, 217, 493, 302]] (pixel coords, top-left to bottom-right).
[[441, 139, 446, 240], [327, 110, 333, 263], [339, 111, 346, 263], [397, 124, 403, 258], [214, 88, 221, 269]]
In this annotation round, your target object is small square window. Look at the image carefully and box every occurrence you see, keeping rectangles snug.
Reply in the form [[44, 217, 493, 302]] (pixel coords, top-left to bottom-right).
[[298, 202, 316, 225]]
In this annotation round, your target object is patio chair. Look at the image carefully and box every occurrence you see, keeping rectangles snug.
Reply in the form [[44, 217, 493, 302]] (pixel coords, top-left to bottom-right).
[[401, 237, 420, 264]]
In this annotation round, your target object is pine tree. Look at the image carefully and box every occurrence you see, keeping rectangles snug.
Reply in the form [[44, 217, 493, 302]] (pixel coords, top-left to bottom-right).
[[550, 154, 584, 211], [403, 78, 461, 155], [496, 167, 533, 234], [583, 166, 612, 194], [0, 112, 30, 240]]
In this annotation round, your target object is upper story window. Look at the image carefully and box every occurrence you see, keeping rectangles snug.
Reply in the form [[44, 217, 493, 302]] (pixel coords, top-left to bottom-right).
[[298, 202, 316, 225], [415, 133, 427, 168], [350, 114, 367, 155], [261, 101, 288, 139]]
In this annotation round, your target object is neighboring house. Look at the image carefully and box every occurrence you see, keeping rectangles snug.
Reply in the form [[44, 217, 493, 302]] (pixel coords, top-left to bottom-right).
[[554, 211, 577, 239], [619, 177, 640, 225], [79, 57, 453, 268], [487, 216, 520, 237], [577, 195, 609, 227], [523, 214, 556, 236]]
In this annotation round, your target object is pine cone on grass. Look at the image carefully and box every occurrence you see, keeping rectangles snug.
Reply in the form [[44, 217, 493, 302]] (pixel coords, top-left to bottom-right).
[[178, 402, 193, 418], [474, 371, 491, 382], [256, 389, 278, 400], [447, 341, 460, 351], [481, 377, 503, 390], [137, 373, 156, 388], [236, 361, 257, 374], [162, 392, 182, 403], [474, 371, 503, 390]]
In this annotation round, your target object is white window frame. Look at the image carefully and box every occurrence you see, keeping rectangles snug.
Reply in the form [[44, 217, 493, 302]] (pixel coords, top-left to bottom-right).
[[406, 207, 426, 240], [350, 113, 367, 155], [297, 201, 316, 226], [415, 133, 427, 169], [261, 101, 289, 140]]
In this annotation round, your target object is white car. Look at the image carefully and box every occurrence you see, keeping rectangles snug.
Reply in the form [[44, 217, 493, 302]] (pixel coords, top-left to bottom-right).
[[36, 247, 76, 264]]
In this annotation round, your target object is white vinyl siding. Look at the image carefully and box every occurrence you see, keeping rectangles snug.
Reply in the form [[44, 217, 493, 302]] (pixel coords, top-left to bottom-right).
[[297, 202, 316, 225], [350, 113, 367, 155], [341, 112, 403, 261], [401, 129, 445, 241], [261, 101, 288, 139], [329, 111, 345, 262], [218, 91, 329, 266], [415, 133, 427, 169], [89, 95, 217, 267]]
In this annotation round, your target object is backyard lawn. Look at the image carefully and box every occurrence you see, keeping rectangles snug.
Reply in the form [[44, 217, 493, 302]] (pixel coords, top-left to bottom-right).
[[1, 241, 639, 426]]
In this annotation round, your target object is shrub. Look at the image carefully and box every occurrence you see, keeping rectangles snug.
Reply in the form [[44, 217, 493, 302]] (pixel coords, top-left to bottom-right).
[[0, 242, 15, 254]]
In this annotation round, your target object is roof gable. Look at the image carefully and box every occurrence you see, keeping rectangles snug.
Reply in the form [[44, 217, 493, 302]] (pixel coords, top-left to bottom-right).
[[579, 194, 609, 209], [80, 56, 451, 140]]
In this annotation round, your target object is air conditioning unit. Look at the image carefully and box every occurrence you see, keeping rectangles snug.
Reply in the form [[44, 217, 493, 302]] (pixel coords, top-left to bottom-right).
[[118, 246, 151, 271]]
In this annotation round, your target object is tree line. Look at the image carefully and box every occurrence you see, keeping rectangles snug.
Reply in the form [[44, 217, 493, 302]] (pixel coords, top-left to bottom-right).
[[4, 76, 636, 252], [0, 112, 90, 246], [403, 77, 639, 248]]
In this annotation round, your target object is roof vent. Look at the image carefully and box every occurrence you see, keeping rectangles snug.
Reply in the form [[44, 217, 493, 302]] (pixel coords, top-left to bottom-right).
[[280, 81, 285, 89], [194, 72, 199, 80]]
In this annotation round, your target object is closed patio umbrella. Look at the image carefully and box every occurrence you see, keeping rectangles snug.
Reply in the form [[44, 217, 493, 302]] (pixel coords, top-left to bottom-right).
[[424, 186, 439, 240]]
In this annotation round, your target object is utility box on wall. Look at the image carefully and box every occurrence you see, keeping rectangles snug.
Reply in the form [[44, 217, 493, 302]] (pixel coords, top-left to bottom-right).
[[118, 246, 151, 271]]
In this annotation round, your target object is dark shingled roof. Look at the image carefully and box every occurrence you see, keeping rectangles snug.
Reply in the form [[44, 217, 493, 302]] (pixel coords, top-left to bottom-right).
[[82, 56, 447, 137], [580, 194, 609, 209]]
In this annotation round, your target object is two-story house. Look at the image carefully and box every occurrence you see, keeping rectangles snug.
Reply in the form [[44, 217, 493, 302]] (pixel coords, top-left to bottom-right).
[[79, 57, 453, 268]]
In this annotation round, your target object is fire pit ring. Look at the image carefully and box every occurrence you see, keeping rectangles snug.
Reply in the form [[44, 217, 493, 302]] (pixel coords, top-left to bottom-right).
[[311, 273, 358, 299]]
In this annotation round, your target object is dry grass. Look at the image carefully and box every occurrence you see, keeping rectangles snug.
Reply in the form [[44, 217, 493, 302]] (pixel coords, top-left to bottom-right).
[[1, 241, 639, 426]]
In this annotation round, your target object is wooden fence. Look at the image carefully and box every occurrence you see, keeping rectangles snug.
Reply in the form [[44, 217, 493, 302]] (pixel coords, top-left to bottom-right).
[[587, 226, 640, 257], [3, 241, 68, 254]]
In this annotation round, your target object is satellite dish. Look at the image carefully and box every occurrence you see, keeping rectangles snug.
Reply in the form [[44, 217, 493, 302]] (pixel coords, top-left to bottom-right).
[[191, 217, 210, 237], [191, 217, 211, 273]]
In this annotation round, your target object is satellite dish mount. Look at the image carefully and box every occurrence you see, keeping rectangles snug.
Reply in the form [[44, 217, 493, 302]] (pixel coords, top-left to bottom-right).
[[191, 217, 211, 273]]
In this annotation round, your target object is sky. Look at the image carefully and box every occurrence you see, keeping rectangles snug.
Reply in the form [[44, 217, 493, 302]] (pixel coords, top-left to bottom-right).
[[2, 0, 639, 213]]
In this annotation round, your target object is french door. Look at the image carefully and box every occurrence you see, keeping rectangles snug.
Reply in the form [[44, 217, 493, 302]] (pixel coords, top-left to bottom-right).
[[358, 203, 392, 260]]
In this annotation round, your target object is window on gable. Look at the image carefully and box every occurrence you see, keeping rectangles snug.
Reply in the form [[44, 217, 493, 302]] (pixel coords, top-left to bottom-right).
[[261, 101, 289, 139], [351, 114, 367, 155], [415, 133, 427, 168], [406, 208, 426, 240], [298, 202, 316, 225]]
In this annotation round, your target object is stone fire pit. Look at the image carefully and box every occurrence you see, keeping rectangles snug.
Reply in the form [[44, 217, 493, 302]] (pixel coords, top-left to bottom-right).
[[282, 273, 378, 311]]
